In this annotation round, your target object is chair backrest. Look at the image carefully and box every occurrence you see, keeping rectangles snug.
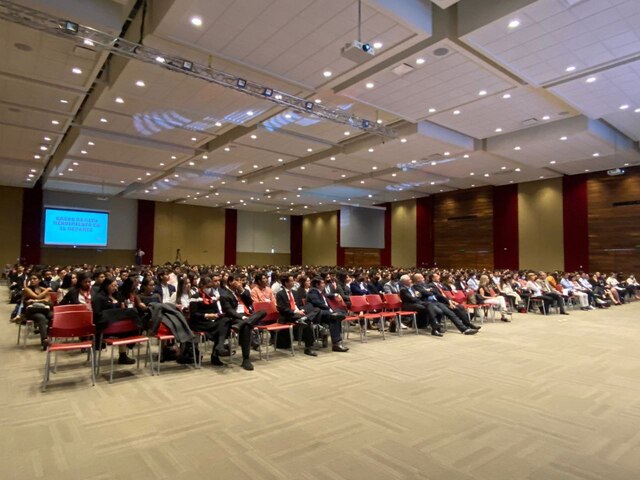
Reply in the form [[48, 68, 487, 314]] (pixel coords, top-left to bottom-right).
[[253, 301, 279, 322], [349, 295, 371, 314], [452, 290, 467, 304], [54, 304, 89, 314], [327, 296, 347, 311], [382, 293, 402, 309], [101, 318, 140, 336], [555, 284, 564, 293], [365, 294, 385, 311], [48, 310, 95, 338]]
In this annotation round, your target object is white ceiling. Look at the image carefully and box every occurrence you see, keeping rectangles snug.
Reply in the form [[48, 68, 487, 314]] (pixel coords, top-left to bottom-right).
[[0, 0, 639, 216]]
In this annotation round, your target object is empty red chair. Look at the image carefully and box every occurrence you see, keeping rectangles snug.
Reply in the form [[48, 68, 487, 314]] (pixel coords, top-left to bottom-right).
[[253, 301, 294, 360], [349, 295, 386, 341], [382, 294, 419, 335], [327, 296, 363, 343], [96, 318, 153, 383], [42, 310, 95, 392]]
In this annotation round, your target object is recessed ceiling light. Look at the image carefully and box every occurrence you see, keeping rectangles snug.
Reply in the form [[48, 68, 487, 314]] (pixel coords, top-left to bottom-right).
[[155, 56, 165, 63], [484, 173, 490, 177], [514, 146, 521, 150], [372, 166, 378, 170], [376, 119, 383, 124], [238, 170, 243, 174], [40, 145, 48, 151], [190, 16, 203, 26], [188, 161, 195, 166], [246, 110, 254, 116], [502, 93, 511, 99], [284, 113, 292, 119], [508, 19, 520, 28], [416, 58, 425, 65], [373, 41, 383, 49], [164, 179, 169, 182], [365, 82, 375, 89], [592, 152, 600, 157], [30, 169, 37, 173], [566, 66, 576, 72], [300, 166, 306, 170], [360, 180, 365, 184], [43, 136, 51, 141], [344, 131, 350, 136], [515, 168, 521, 172], [550, 160, 556, 164], [431, 161, 437, 166], [34, 155, 40, 159], [120, 180, 125, 184], [171, 155, 177, 160], [478, 90, 487, 96], [274, 176, 279, 180], [428, 107, 436, 113], [634, 108, 640, 113], [214, 121, 222, 127], [314, 99, 322, 104], [542, 115, 550, 120], [191, 137, 197, 141], [453, 110, 461, 115], [224, 147, 230, 152], [307, 148, 313, 152], [51, 120, 60, 125], [368, 148, 374, 152], [87, 141, 95, 146], [80, 150, 87, 154], [495, 128, 502, 132], [323, 70, 332, 78], [501, 166, 507, 170], [58, 172, 63, 176], [584, 169, 590, 172], [99, 118, 107, 123], [463, 154, 469, 159], [471, 184, 475, 187], [136, 80, 145, 87], [115, 97, 124, 104], [619, 104, 629, 110], [250, 134, 257, 139], [624, 163, 630, 166], [330, 156, 336, 161], [560, 136, 567, 141], [83, 39, 94, 47], [586, 77, 597, 83], [68, 168, 75, 172], [391, 173, 397, 177], [341, 174, 346, 178], [71, 162, 79, 166], [174, 174, 179, 178], [60, 99, 68, 104], [71, 67, 82, 74], [470, 172, 475, 176], [539, 176, 544, 179], [145, 171, 152, 176], [411, 159, 417, 164], [400, 138, 407, 143]]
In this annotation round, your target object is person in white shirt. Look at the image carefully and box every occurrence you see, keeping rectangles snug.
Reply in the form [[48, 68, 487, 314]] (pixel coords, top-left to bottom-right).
[[560, 273, 590, 310]]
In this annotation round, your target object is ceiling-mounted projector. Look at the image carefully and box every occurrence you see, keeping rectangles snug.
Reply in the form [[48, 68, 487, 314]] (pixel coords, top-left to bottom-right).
[[607, 168, 625, 176], [341, 40, 376, 63]]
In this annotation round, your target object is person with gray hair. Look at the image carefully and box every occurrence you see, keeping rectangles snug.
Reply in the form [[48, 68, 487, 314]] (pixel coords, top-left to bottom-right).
[[398, 274, 443, 336]]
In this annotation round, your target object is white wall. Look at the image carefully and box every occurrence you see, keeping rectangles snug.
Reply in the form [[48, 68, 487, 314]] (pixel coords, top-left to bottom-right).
[[237, 211, 290, 253], [42, 191, 137, 250]]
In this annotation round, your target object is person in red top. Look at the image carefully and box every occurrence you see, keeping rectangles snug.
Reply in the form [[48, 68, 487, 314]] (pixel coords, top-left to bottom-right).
[[275, 274, 316, 357]]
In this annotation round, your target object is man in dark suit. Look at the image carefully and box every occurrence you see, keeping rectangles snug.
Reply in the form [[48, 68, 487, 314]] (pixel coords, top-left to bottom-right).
[[154, 268, 176, 303], [276, 274, 317, 357], [350, 274, 369, 296], [306, 277, 349, 352], [219, 274, 266, 371], [424, 272, 479, 335], [398, 274, 443, 336]]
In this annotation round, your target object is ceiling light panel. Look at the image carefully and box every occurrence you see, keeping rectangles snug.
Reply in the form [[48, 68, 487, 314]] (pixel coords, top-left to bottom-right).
[[461, 0, 640, 86], [339, 39, 517, 122]]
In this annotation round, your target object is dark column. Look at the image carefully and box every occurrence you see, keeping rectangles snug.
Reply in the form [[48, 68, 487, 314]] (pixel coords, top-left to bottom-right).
[[493, 184, 519, 269]]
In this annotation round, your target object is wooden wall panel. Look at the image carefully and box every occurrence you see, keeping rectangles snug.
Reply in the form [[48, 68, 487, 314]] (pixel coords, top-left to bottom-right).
[[302, 211, 337, 265], [343, 248, 381, 267], [41, 248, 136, 266], [0, 186, 23, 267], [391, 199, 417, 267], [588, 168, 640, 274], [433, 187, 493, 269]]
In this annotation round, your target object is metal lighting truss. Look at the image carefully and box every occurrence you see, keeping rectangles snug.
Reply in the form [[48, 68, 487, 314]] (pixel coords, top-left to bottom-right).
[[0, 0, 396, 137]]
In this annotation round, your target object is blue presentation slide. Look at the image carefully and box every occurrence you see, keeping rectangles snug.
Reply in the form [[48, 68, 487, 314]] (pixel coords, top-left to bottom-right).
[[43, 208, 109, 247]]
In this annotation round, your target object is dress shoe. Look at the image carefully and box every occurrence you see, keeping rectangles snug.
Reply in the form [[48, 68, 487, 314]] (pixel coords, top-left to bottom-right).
[[462, 328, 477, 335], [332, 344, 349, 352], [560, 311, 569, 315], [467, 324, 480, 330], [431, 330, 443, 337], [241, 358, 254, 371], [215, 345, 234, 357], [118, 353, 136, 365], [500, 316, 511, 322], [304, 348, 318, 357], [211, 354, 224, 366]]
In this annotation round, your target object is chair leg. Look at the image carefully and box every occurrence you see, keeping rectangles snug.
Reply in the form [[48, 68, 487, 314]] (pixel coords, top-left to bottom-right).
[[192, 342, 198, 369], [42, 350, 51, 392], [109, 346, 115, 384], [157, 339, 163, 375], [289, 327, 295, 356], [379, 316, 386, 340], [89, 348, 96, 386]]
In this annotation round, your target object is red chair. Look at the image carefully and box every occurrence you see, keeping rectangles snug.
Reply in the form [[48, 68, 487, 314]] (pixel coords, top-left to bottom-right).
[[96, 318, 153, 383], [382, 294, 419, 335], [42, 310, 95, 392], [365, 294, 399, 334], [53, 304, 89, 315], [327, 296, 363, 343], [253, 301, 294, 360], [349, 296, 386, 341], [153, 323, 199, 374]]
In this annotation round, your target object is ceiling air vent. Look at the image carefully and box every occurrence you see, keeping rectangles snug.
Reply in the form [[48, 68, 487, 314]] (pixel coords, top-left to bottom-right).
[[392, 63, 414, 77]]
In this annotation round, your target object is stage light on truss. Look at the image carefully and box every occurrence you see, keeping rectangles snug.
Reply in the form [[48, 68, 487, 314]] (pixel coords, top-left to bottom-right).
[[305, 101, 314, 110], [263, 88, 273, 97], [182, 60, 193, 71], [237, 78, 247, 88], [362, 120, 370, 128], [64, 21, 79, 34]]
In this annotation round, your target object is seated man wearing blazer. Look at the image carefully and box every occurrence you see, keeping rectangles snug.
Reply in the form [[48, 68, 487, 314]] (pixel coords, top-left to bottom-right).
[[306, 277, 349, 352], [276, 274, 317, 357], [398, 274, 443, 336]]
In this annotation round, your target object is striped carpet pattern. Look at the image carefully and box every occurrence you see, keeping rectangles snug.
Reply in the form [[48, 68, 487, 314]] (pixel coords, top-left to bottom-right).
[[2, 292, 640, 480]]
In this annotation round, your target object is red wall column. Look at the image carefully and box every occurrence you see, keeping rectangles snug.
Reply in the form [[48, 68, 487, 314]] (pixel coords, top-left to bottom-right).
[[136, 200, 155, 265], [20, 181, 43, 265], [290, 215, 302, 265], [416, 196, 434, 268], [493, 184, 519, 269], [563, 174, 589, 271], [224, 208, 237, 265], [336, 209, 345, 266]]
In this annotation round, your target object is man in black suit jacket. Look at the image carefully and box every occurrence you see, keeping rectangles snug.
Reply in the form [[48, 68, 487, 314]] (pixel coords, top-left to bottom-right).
[[421, 273, 478, 335], [398, 274, 443, 336], [219, 274, 266, 371], [154, 268, 176, 303], [276, 274, 316, 357], [306, 277, 349, 352]]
